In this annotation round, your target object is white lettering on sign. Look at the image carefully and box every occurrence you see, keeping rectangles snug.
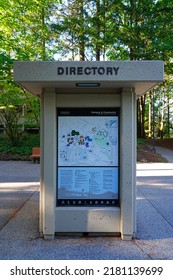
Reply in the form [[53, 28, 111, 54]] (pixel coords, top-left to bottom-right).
[[57, 66, 119, 76]]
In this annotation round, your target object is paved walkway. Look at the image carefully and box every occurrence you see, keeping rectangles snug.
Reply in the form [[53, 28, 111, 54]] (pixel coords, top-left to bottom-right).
[[148, 145, 173, 163], [154, 146, 173, 163], [0, 148, 173, 259]]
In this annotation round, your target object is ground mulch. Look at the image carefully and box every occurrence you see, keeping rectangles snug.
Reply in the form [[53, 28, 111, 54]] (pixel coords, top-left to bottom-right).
[[137, 138, 173, 163], [0, 153, 30, 161]]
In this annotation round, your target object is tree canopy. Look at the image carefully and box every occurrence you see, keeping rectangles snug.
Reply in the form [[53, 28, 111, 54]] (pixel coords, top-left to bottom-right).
[[0, 0, 173, 142]]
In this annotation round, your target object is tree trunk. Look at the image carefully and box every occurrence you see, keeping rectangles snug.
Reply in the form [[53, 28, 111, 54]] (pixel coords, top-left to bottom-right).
[[167, 93, 170, 137], [137, 95, 146, 138], [79, 1, 85, 61], [41, 8, 46, 61], [148, 91, 152, 138], [96, 0, 101, 61], [160, 92, 164, 139]]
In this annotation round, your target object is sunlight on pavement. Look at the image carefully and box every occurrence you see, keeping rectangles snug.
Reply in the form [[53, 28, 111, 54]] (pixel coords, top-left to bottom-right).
[[137, 163, 173, 177]]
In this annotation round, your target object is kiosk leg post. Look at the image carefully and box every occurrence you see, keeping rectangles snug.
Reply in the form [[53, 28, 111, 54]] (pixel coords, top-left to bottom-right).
[[120, 88, 136, 240], [44, 234, 55, 240]]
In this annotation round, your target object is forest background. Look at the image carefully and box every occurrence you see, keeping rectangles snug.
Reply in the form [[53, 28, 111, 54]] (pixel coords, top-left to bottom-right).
[[0, 0, 173, 158]]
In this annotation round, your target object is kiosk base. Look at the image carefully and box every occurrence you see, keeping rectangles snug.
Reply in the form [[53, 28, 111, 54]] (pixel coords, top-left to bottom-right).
[[55, 232, 121, 237], [55, 207, 120, 233]]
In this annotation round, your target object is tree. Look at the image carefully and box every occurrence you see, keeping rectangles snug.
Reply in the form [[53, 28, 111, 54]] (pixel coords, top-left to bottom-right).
[[0, 82, 25, 144], [51, 0, 120, 61], [0, 0, 58, 143], [51, 0, 87, 60], [106, 0, 173, 138], [87, 0, 120, 61], [1, 0, 173, 140]]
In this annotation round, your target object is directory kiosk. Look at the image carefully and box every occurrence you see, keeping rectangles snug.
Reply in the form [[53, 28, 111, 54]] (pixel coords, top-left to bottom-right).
[[14, 61, 164, 240]]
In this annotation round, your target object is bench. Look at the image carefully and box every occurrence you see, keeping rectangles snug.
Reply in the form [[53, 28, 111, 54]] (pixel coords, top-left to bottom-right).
[[30, 147, 40, 163]]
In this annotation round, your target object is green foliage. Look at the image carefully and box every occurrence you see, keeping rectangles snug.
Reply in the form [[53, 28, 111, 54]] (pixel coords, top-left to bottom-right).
[[137, 139, 144, 145], [0, 133, 40, 159], [106, 0, 173, 64], [0, 103, 24, 145], [0, 0, 173, 142], [1, 0, 173, 63], [0, 52, 13, 80], [0, 81, 40, 144]]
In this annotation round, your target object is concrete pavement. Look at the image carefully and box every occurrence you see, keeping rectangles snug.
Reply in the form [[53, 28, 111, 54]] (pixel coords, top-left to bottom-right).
[[0, 155, 173, 259], [154, 146, 173, 163], [148, 145, 173, 163]]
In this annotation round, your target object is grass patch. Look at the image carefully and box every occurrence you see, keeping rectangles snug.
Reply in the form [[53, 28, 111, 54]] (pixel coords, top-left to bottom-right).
[[137, 138, 144, 145]]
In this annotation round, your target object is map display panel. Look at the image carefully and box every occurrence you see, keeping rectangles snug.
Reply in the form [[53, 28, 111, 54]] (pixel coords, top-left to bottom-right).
[[58, 115, 118, 167], [57, 108, 119, 207]]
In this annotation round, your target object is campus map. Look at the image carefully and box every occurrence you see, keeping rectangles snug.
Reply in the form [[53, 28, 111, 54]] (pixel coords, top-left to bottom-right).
[[58, 116, 119, 167]]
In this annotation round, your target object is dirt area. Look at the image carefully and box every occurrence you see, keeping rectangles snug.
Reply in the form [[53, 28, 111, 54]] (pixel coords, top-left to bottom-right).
[[137, 138, 173, 163], [0, 153, 30, 161], [137, 143, 166, 163], [145, 138, 173, 150]]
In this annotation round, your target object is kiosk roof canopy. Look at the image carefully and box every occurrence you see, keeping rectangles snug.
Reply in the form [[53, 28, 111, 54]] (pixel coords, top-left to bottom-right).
[[14, 60, 164, 97]]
